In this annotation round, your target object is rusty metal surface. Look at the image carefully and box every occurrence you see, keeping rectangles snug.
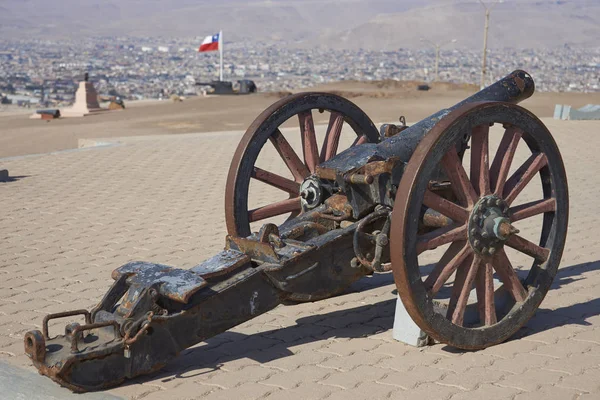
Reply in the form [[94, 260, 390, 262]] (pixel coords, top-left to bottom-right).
[[190, 249, 250, 279], [224, 92, 380, 238], [114, 262, 208, 304], [389, 100, 568, 349], [24, 70, 567, 392]]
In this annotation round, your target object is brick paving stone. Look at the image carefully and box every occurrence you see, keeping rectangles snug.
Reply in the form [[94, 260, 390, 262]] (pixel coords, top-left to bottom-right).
[[517, 324, 587, 345], [317, 350, 391, 371], [199, 365, 275, 389], [578, 392, 600, 400], [261, 383, 341, 400], [378, 349, 447, 372], [318, 338, 382, 357], [198, 382, 280, 400], [0, 120, 598, 399], [478, 339, 541, 358], [376, 366, 449, 390], [448, 383, 521, 400], [513, 384, 582, 400], [109, 383, 165, 400], [542, 354, 600, 375], [141, 382, 213, 400], [571, 328, 600, 344], [371, 341, 412, 357], [433, 353, 498, 373], [487, 353, 554, 374], [557, 367, 600, 393], [438, 367, 510, 391], [261, 348, 332, 372], [325, 381, 400, 400], [531, 339, 594, 359], [259, 365, 331, 389], [497, 368, 566, 392], [389, 383, 459, 400], [318, 365, 388, 389]]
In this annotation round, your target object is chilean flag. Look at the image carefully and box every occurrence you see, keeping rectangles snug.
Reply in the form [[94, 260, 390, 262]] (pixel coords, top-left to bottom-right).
[[199, 33, 220, 52]]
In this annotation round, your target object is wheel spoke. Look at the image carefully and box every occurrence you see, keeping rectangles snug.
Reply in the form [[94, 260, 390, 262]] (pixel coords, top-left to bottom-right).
[[490, 127, 523, 196], [298, 110, 319, 173], [424, 190, 469, 223], [492, 250, 528, 302], [425, 241, 470, 295], [248, 197, 301, 223], [252, 167, 300, 195], [503, 153, 548, 205], [417, 224, 467, 255], [269, 129, 310, 182], [441, 148, 478, 207], [510, 198, 556, 222], [505, 234, 550, 262], [470, 124, 491, 196], [352, 134, 368, 146], [320, 112, 344, 162], [476, 260, 497, 325], [448, 255, 481, 326]]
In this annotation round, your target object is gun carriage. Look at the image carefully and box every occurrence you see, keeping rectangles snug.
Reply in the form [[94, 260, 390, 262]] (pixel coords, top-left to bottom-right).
[[24, 70, 568, 391]]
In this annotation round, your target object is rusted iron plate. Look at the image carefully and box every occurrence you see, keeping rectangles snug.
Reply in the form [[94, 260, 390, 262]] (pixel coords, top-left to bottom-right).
[[113, 262, 208, 304], [190, 250, 251, 279]]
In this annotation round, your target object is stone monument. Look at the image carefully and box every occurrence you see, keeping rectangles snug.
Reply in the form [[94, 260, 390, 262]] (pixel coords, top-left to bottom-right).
[[60, 73, 107, 117]]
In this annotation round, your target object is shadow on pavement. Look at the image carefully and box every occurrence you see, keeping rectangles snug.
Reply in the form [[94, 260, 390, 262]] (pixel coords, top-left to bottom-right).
[[0, 175, 29, 183], [122, 260, 600, 386]]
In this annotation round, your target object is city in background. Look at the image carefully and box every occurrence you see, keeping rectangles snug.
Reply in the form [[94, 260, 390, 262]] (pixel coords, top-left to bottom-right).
[[1, 37, 598, 109]]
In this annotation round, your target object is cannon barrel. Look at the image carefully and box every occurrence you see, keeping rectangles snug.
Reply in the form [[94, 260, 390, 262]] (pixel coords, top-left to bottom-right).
[[378, 70, 535, 162]]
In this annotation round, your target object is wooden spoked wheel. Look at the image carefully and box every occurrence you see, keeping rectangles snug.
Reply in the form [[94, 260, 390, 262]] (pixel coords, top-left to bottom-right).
[[225, 92, 380, 238], [390, 102, 569, 349]]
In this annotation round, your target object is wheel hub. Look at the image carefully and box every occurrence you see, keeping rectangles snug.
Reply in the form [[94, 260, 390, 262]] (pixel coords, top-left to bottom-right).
[[300, 178, 322, 210], [468, 195, 519, 256]]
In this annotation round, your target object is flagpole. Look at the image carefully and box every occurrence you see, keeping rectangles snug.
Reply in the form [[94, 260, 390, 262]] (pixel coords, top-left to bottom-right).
[[219, 30, 223, 82]]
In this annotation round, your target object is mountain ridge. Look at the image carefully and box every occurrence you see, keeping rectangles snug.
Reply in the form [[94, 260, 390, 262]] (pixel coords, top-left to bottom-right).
[[1, 0, 598, 49]]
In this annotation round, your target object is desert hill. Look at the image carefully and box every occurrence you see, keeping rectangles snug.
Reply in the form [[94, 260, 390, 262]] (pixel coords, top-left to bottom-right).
[[1, 0, 599, 49]]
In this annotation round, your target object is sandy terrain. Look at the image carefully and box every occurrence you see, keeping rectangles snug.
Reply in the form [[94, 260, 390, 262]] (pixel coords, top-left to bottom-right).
[[1, 80, 599, 158]]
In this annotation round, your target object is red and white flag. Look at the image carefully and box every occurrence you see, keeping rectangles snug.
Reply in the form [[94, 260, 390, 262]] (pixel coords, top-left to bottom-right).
[[198, 33, 220, 52]]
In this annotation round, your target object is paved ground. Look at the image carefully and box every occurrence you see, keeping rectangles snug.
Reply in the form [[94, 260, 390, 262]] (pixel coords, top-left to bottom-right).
[[0, 119, 599, 400]]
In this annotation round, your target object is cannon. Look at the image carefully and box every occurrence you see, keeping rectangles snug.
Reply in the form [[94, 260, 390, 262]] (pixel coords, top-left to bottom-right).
[[196, 79, 257, 95], [24, 70, 568, 392]]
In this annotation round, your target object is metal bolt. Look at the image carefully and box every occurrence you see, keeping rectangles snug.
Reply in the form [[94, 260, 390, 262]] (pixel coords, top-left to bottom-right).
[[481, 247, 489, 255], [470, 228, 477, 236], [489, 247, 497, 255], [495, 199, 503, 206], [473, 239, 481, 248], [124, 345, 131, 359], [481, 231, 489, 238], [473, 214, 480, 223]]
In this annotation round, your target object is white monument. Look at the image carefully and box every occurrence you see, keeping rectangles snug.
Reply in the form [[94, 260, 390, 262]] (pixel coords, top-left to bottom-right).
[[60, 74, 108, 117]]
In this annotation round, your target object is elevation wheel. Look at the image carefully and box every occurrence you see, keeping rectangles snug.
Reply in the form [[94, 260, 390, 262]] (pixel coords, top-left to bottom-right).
[[390, 101, 569, 349], [225, 92, 380, 237]]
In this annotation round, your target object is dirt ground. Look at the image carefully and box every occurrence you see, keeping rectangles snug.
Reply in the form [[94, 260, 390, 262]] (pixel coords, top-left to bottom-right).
[[1, 80, 599, 158]]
